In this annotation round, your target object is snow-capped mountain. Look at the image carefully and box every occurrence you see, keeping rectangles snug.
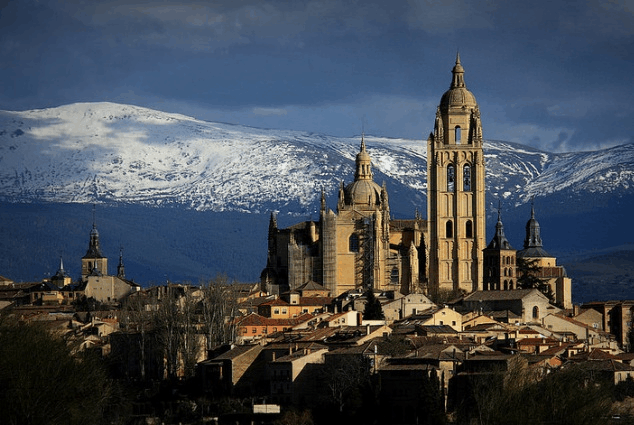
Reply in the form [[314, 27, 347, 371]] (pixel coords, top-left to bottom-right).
[[2, 102, 633, 215], [1, 102, 633, 302]]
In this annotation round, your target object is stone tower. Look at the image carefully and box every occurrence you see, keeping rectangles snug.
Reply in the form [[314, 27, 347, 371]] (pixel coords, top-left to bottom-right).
[[427, 54, 486, 294], [81, 212, 108, 279]]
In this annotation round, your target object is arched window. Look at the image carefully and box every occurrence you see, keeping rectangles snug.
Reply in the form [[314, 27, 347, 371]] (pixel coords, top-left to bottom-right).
[[446, 220, 453, 238], [390, 267, 399, 285], [466, 220, 473, 238], [504, 268, 507, 277], [504, 280, 508, 290], [455, 126, 461, 144], [463, 164, 472, 191], [349, 234, 359, 252], [447, 165, 455, 192], [509, 280, 514, 290], [532, 306, 539, 320]]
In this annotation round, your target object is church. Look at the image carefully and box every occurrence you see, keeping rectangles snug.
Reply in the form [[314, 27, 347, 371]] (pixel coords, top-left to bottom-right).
[[260, 55, 571, 308]]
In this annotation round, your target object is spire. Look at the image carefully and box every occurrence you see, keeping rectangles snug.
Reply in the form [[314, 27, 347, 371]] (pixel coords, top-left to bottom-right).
[[451, 52, 466, 88], [524, 199, 543, 249], [117, 246, 125, 279], [54, 256, 68, 278], [84, 206, 104, 259], [487, 203, 512, 250]]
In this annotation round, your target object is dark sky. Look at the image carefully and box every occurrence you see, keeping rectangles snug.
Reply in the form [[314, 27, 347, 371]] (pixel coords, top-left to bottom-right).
[[1, 0, 633, 152]]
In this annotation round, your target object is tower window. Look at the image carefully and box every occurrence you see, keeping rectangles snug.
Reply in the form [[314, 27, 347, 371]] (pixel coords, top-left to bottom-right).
[[466, 220, 473, 238], [455, 126, 461, 144], [446, 220, 453, 238], [390, 267, 399, 285], [463, 165, 472, 191], [532, 306, 539, 320], [447, 165, 455, 192], [349, 233, 359, 252]]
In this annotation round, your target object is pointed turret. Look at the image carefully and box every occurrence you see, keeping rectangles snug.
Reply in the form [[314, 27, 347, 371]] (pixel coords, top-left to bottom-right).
[[487, 209, 513, 250], [117, 247, 125, 279], [51, 256, 71, 288], [518, 201, 550, 258]]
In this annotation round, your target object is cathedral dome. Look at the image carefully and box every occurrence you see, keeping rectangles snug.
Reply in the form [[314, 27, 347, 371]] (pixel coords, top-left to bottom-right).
[[344, 179, 382, 207], [440, 87, 477, 109]]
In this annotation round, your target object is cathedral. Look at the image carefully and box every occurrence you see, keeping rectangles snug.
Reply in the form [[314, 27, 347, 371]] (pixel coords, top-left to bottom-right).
[[260, 55, 571, 308]]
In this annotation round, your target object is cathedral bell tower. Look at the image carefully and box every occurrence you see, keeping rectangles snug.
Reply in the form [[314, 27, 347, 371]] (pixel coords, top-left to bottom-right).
[[427, 54, 485, 294]]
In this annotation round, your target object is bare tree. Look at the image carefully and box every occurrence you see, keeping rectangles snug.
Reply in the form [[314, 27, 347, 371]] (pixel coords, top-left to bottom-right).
[[120, 292, 156, 380], [200, 274, 238, 351]]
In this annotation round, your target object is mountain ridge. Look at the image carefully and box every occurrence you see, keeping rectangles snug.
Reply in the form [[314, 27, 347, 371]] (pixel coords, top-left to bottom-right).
[[2, 102, 633, 215]]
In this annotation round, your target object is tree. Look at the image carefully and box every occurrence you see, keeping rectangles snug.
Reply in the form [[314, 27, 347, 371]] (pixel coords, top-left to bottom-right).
[[200, 274, 238, 351], [152, 285, 202, 380], [0, 316, 122, 425], [516, 257, 554, 303], [321, 354, 371, 416], [456, 356, 612, 425], [363, 289, 384, 320]]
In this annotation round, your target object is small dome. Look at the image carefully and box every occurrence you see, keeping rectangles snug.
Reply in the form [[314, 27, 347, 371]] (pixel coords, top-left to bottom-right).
[[440, 87, 478, 109], [344, 179, 382, 207]]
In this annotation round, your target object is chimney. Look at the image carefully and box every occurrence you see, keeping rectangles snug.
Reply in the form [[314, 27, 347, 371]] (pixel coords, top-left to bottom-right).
[[366, 324, 371, 336], [272, 352, 276, 361]]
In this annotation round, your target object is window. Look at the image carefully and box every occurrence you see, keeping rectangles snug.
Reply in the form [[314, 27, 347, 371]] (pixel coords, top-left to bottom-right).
[[282, 308, 287, 314], [349, 233, 359, 252], [455, 126, 461, 144], [252, 328, 257, 334], [274, 308, 280, 315], [446, 220, 453, 238], [532, 306, 539, 320], [463, 164, 471, 191], [447, 165, 455, 192], [390, 267, 399, 285], [466, 220, 473, 238]]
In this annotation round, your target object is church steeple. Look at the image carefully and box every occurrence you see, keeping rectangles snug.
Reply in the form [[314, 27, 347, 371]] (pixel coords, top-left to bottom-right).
[[81, 205, 108, 278]]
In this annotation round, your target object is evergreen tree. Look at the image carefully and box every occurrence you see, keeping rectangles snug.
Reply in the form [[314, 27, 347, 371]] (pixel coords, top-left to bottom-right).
[[363, 289, 384, 320], [516, 257, 554, 303]]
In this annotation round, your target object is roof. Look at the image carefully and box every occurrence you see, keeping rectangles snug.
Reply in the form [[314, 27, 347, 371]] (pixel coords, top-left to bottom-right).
[[464, 289, 541, 302], [417, 325, 458, 335], [299, 296, 333, 306], [260, 298, 289, 307], [296, 281, 327, 292], [210, 344, 262, 361], [517, 247, 552, 258]]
